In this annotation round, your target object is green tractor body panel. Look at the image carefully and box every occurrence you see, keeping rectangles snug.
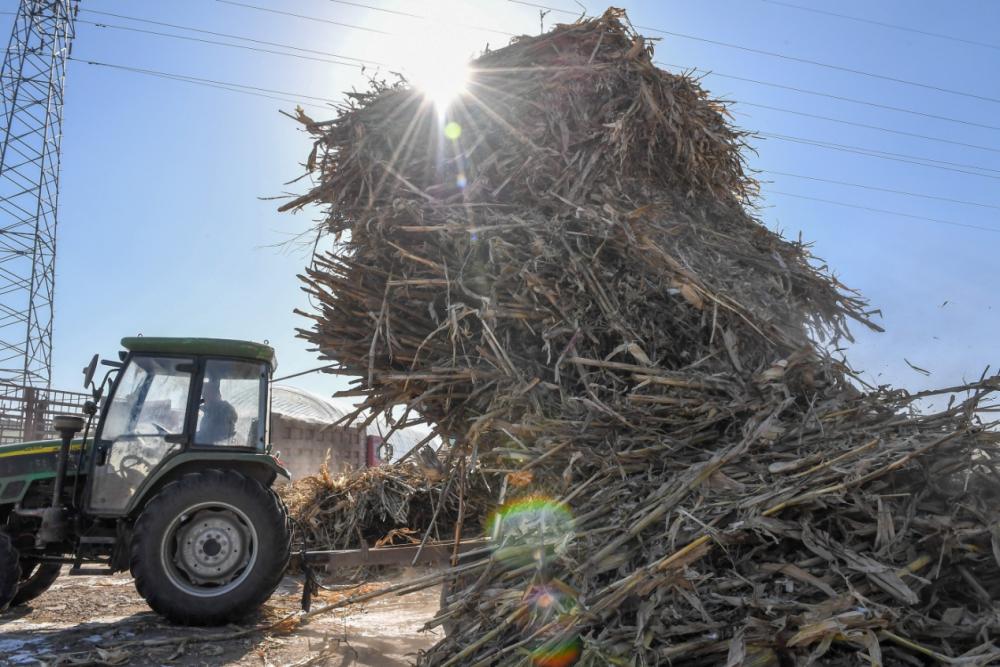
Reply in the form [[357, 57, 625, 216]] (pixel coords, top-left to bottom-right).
[[121, 337, 276, 368], [0, 438, 87, 504], [0, 437, 289, 511], [122, 451, 289, 515]]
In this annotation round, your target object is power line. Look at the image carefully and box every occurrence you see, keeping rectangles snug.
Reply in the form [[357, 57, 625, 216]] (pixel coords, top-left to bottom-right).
[[76, 18, 373, 71], [75, 9, 1000, 173], [210, 0, 1000, 130], [325, 0, 517, 37], [327, 0, 423, 20], [81, 8, 389, 65], [85, 54, 1000, 201], [645, 29, 1000, 106], [766, 190, 1000, 234], [70, 56, 335, 110], [758, 133, 1000, 181], [76, 12, 386, 69], [212, 1, 393, 35], [70, 59, 1000, 236], [761, 0, 1000, 52], [217, 0, 517, 38], [505, 0, 1000, 106], [212, 0, 1000, 131], [760, 170, 1000, 211], [656, 61, 1000, 133], [70, 6, 1000, 209], [507, 0, 580, 14], [68, 34, 1000, 183], [741, 101, 1000, 155]]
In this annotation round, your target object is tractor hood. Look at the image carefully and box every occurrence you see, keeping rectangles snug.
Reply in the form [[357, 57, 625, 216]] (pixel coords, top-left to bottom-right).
[[0, 437, 88, 504]]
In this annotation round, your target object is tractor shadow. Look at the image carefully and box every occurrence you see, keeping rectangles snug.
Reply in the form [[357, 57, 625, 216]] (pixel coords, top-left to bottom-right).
[[0, 607, 261, 665]]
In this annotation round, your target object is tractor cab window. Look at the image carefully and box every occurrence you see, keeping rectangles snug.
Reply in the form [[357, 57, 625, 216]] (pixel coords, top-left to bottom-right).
[[195, 360, 267, 449], [101, 356, 192, 440]]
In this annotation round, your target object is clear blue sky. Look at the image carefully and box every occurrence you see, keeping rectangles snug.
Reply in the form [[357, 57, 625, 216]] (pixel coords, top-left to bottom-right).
[[6, 0, 998, 399]]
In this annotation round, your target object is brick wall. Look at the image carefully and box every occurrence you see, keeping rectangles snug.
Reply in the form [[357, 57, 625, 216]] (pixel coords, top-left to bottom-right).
[[271, 415, 367, 482]]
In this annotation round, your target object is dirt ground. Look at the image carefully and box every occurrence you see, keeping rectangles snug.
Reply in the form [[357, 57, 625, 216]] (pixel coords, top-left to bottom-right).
[[0, 567, 443, 666]]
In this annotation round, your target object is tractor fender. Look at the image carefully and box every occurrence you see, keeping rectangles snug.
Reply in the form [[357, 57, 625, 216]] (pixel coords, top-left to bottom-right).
[[124, 452, 289, 518]]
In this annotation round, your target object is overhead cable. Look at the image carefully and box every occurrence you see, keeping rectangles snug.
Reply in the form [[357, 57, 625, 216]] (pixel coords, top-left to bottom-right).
[[741, 101, 1000, 155], [760, 170, 1000, 211], [656, 62, 1000, 133], [761, 0, 1000, 52], [506, 0, 1000, 105], [70, 56, 335, 110], [767, 190, 1000, 234], [758, 133, 1000, 181], [77, 13, 385, 68]]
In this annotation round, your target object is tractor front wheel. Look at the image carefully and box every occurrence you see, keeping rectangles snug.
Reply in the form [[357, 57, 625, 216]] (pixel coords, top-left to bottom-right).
[[130, 469, 290, 625], [0, 532, 20, 613]]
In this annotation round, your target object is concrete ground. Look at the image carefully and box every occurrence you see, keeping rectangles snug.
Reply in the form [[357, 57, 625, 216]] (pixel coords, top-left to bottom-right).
[[0, 567, 443, 666]]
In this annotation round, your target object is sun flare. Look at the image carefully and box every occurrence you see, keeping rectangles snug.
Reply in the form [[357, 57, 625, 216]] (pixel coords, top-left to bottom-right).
[[395, 1, 475, 115], [408, 57, 469, 114]]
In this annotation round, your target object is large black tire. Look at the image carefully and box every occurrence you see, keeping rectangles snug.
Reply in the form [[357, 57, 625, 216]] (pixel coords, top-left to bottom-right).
[[130, 469, 290, 625], [0, 532, 20, 613], [11, 561, 61, 606]]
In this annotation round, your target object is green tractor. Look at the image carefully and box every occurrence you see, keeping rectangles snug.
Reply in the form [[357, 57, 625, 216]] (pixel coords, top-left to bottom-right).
[[0, 337, 292, 625]]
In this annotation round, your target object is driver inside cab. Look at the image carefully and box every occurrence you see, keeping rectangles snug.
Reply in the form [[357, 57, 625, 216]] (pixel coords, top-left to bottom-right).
[[197, 378, 237, 444]]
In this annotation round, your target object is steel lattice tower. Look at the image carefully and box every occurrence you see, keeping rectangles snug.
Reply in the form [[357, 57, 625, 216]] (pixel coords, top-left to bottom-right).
[[0, 0, 77, 388]]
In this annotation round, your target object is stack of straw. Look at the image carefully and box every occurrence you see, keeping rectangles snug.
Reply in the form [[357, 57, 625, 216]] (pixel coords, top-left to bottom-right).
[[283, 10, 1000, 665], [280, 463, 489, 550]]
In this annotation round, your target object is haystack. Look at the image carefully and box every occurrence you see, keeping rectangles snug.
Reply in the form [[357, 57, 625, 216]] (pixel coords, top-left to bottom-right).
[[283, 9, 1000, 665], [280, 462, 489, 550]]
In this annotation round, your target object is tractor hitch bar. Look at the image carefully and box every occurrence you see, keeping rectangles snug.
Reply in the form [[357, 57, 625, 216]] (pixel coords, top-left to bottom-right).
[[291, 537, 490, 571], [291, 538, 490, 612]]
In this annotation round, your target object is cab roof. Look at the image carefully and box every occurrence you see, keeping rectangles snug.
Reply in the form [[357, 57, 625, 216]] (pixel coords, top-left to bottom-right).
[[120, 337, 276, 368]]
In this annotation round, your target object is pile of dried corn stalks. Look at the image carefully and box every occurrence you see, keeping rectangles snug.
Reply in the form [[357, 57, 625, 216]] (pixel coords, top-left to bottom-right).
[[283, 9, 1000, 666], [280, 462, 488, 550]]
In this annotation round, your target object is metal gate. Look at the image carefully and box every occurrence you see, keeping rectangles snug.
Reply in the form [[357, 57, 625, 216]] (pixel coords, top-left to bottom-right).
[[0, 383, 90, 444]]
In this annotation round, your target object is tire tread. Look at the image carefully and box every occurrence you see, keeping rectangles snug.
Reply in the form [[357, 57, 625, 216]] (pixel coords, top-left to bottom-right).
[[0, 532, 20, 613]]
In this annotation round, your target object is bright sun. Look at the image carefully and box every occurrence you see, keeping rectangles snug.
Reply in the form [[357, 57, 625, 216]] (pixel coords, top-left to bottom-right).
[[405, 50, 470, 115], [396, 2, 473, 115]]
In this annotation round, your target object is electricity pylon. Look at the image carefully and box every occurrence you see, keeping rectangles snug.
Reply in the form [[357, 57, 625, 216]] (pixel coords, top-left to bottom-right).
[[0, 0, 78, 387]]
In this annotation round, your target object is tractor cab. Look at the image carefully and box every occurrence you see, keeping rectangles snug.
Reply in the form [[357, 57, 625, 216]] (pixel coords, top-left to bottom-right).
[[86, 337, 277, 515]]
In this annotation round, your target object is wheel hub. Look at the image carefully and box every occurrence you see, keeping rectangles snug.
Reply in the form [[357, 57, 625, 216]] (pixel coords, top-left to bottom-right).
[[173, 509, 251, 586]]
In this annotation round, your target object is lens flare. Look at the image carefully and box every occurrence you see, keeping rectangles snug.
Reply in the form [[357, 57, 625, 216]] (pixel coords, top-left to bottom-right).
[[444, 121, 462, 140], [522, 583, 577, 624], [486, 496, 574, 541], [531, 636, 583, 667], [517, 583, 583, 667], [486, 496, 575, 570]]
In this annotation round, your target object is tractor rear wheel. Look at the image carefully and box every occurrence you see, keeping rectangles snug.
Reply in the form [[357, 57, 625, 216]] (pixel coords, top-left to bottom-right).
[[0, 532, 20, 613], [12, 561, 61, 606], [130, 469, 290, 625]]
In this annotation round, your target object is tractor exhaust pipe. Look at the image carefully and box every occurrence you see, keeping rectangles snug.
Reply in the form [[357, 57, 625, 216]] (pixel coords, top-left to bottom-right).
[[35, 414, 85, 546], [50, 415, 85, 508]]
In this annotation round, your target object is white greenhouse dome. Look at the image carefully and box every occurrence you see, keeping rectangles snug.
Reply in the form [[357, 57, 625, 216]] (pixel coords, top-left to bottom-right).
[[271, 385, 440, 459]]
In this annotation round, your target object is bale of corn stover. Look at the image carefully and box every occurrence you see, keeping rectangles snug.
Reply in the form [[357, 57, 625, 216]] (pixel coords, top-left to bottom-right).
[[279, 462, 490, 550], [282, 9, 1000, 665]]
